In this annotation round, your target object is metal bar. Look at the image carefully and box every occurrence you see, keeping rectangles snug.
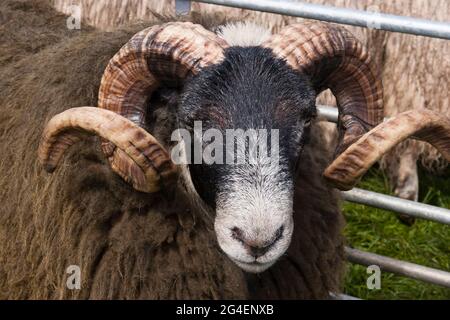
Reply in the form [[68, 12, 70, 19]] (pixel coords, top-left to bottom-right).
[[315, 108, 450, 224], [176, 0, 192, 15], [330, 292, 362, 300], [194, 0, 450, 40], [316, 105, 389, 123], [345, 247, 450, 288], [342, 188, 450, 225], [317, 104, 338, 122]]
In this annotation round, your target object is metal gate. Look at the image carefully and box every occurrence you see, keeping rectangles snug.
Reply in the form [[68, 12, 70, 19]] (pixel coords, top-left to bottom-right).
[[175, 0, 450, 297]]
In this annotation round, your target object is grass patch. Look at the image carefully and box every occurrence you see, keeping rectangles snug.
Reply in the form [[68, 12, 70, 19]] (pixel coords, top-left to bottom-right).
[[342, 167, 450, 300]]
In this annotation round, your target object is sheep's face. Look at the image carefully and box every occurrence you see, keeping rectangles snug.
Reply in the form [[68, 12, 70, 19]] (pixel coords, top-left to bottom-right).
[[178, 47, 316, 273]]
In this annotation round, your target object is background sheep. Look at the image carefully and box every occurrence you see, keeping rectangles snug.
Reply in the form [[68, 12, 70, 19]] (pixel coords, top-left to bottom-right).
[[0, 0, 346, 299], [51, 0, 450, 225]]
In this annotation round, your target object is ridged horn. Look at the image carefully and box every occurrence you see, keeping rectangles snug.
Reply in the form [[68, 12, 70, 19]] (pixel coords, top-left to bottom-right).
[[38, 107, 176, 193], [324, 109, 450, 190], [263, 22, 384, 156], [97, 21, 228, 192], [39, 22, 228, 193]]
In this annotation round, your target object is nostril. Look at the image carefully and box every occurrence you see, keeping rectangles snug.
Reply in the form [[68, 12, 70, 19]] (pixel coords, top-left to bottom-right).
[[273, 225, 284, 243], [231, 225, 285, 258], [231, 227, 245, 243], [248, 245, 269, 258], [252, 225, 284, 256]]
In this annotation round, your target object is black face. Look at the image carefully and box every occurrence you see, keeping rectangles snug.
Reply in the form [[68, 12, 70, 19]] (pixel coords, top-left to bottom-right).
[[177, 46, 316, 208]]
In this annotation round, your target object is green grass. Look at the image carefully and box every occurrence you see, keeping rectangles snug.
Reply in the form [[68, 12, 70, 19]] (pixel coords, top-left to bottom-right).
[[342, 167, 450, 300]]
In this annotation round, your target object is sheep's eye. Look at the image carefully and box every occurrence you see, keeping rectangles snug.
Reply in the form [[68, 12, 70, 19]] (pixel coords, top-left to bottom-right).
[[304, 119, 312, 128]]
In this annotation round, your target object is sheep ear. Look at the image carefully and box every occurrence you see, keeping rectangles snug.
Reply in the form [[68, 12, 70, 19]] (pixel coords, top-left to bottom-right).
[[39, 107, 178, 193], [323, 109, 450, 190]]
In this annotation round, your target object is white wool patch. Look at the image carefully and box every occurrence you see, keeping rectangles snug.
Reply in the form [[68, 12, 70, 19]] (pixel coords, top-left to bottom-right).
[[216, 22, 272, 47]]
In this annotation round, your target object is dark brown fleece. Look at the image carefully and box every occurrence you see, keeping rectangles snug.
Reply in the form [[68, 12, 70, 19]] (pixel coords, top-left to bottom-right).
[[0, 0, 344, 299], [0, 0, 88, 68]]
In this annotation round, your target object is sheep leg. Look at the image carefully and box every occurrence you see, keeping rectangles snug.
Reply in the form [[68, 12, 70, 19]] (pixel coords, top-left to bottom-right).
[[385, 145, 419, 225]]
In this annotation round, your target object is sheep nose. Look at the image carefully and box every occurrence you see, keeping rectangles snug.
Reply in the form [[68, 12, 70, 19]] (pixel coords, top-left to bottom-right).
[[247, 244, 271, 258], [231, 225, 284, 258]]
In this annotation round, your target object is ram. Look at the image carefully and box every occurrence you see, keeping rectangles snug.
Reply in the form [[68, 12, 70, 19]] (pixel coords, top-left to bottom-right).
[[1, 0, 449, 299], [199, 0, 450, 226], [52, 0, 449, 224]]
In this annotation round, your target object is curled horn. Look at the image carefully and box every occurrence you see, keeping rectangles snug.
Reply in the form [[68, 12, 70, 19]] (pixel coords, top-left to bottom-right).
[[39, 107, 175, 193], [324, 109, 450, 190], [39, 22, 228, 192], [262, 22, 384, 156]]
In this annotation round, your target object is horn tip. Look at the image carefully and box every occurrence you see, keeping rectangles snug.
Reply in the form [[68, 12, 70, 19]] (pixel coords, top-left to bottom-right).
[[323, 173, 356, 191], [43, 163, 56, 173]]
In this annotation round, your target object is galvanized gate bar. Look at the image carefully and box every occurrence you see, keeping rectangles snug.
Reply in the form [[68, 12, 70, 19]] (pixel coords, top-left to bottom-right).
[[316, 105, 450, 225], [330, 292, 361, 300], [317, 105, 386, 122], [345, 247, 450, 288], [176, 0, 192, 14], [194, 0, 450, 40], [342, 188, 450, 225], [317, 104, 339, 122]]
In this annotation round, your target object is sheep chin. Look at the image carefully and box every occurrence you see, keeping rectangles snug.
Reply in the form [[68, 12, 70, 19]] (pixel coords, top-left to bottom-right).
[[232, 259, 276, 274]]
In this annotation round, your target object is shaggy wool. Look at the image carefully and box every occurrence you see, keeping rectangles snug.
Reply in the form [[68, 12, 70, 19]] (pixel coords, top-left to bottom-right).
[[0, 0, 344, 299]]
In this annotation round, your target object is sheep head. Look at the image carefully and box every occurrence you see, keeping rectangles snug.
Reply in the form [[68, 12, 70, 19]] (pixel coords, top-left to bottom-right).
[[38, 22, 450, 273]]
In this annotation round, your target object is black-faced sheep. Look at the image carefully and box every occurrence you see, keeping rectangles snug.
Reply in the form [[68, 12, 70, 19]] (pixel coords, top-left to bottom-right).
[[1, 0, 449, 299], [52, 0, 449, 225]]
